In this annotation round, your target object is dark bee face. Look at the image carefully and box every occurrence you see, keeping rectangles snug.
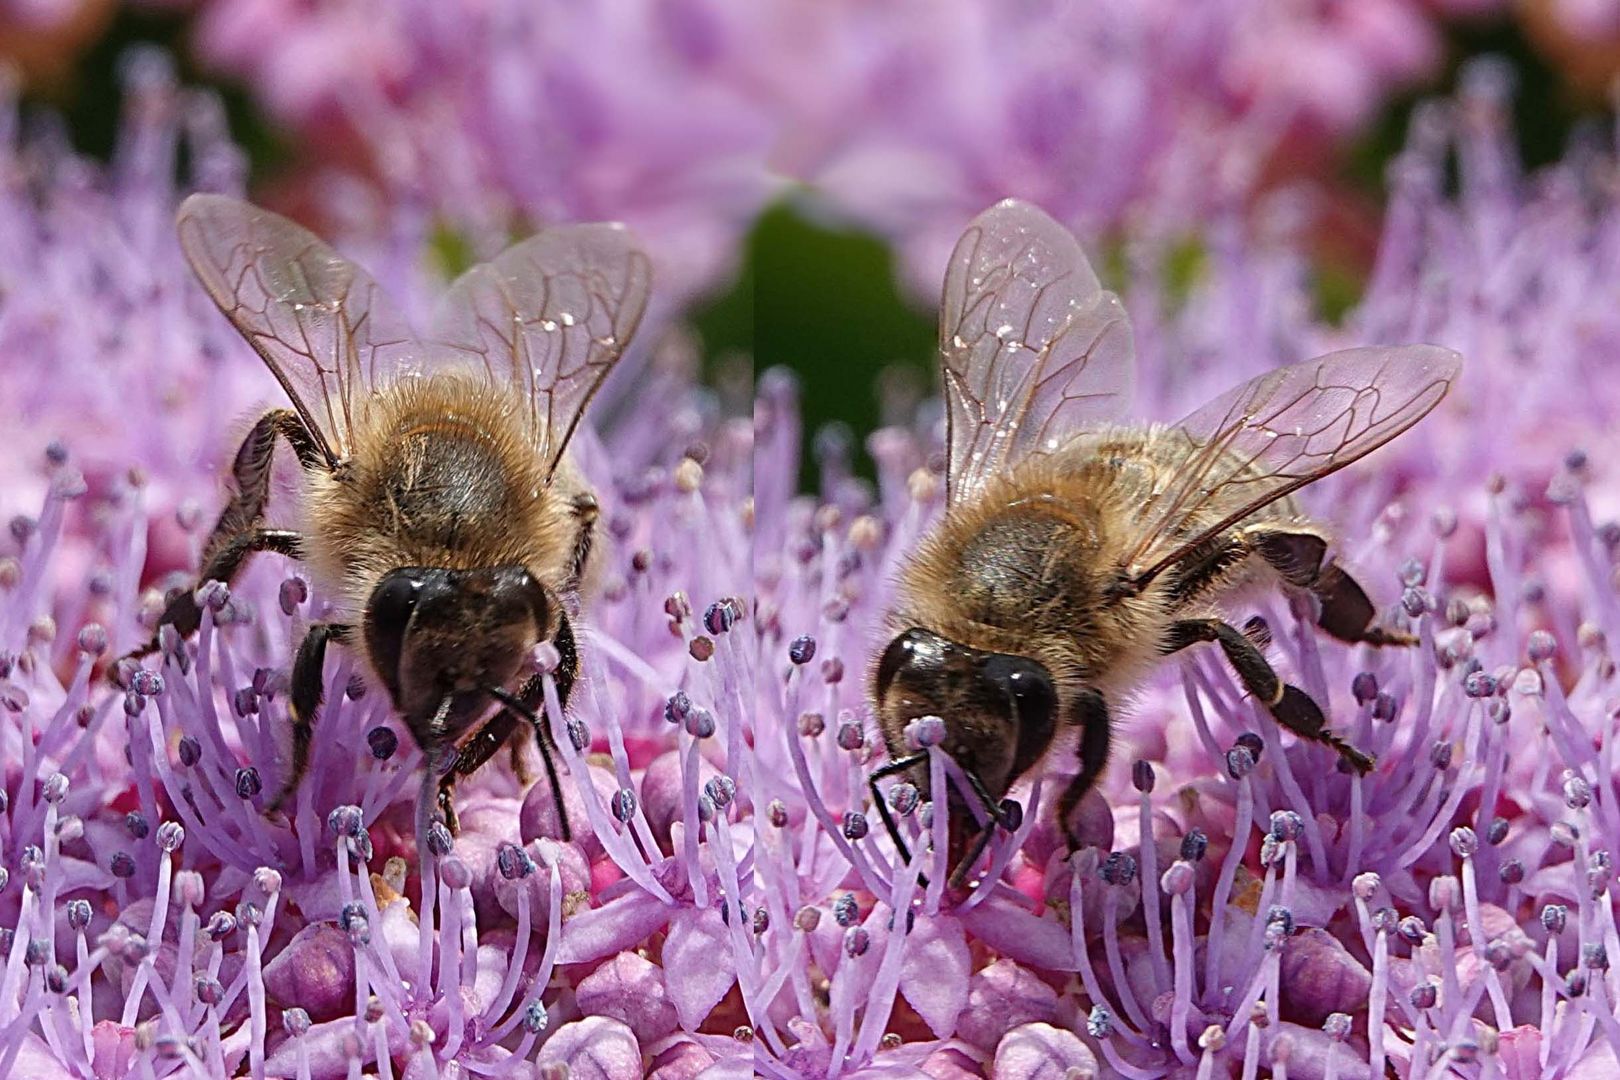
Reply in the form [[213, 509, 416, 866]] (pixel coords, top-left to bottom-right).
[[873, 627, 1058, 805], [364, 565, 553, 744]]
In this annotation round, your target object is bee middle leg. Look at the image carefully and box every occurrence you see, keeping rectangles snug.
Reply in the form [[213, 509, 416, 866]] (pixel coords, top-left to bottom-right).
[[268, 622, 351, 814], [1164, 618, 1373, 774], [123, 408, 321, 664]]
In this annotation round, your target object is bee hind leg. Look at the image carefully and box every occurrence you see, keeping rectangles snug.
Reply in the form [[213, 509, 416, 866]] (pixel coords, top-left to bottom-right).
[[1311, 561, 1416, 647], [1165, 618, 1374, 775], [1250, 529, 1414, 647], [1057, 688, 1112, 855]]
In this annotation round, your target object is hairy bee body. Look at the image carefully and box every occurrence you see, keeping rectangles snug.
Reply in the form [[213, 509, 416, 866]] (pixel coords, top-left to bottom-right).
[[302, 373, 591, 628], [885, 426, 1318, 800], [126, 194, 651, 835], [869, 199, 1459, 882]]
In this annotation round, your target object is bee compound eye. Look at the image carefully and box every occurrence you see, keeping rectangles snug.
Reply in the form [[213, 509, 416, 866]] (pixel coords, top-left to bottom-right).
[[982, 655, 1057, 728], [876, 628, 945, 697], [369, 572, 422, 628]]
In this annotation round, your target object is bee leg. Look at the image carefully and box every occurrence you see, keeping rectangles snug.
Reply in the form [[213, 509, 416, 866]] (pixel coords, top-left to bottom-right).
[[1164, 618, 1374, 774], [122, 410, 320, 666], [508, 740, 534, 787], [123, 529, 305, 663], [1311, 561, 1417, 647], [1250, 530, 1414, 647], [437, 709, 526, 833], [484, 675, 573, 843], [268, 622, 350, 814], [868, 752, 929, 866], [948, 824, 998, 889], [1058, 688, 1112, 854]]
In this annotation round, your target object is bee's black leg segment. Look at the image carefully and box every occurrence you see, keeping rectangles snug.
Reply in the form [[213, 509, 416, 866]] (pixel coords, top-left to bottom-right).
[[1166, 617, 1374, 774], [566, 493, 599, 591], [1163, 618, 1283, 704], [959, 767, 1018, 829], [1272, 685, 1375, 773], [1249, 529, 1329, 588], [123, 528, 304, 664], [211, 409, 325, 546], [1058, 688, 1112, 854], [485, 678, 572, 843], [868, 752, 929, 866], [268, 622, 349, 814], [1311, 561, 1416, 647], [436, 709, 528, 834]]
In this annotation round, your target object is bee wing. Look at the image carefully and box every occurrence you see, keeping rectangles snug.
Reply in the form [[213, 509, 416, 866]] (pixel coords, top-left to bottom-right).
[[1121, 345, 1463, 584], [431, 223, 652, 479], [940, 199, 1135, 504], [175, 193, 418, 467]]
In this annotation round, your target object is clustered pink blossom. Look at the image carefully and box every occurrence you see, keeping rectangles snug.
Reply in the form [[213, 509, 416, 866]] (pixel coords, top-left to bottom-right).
[[191, 0, 779, 306], [753, 62, 1620, 1076], [5, 10, 1620, 1080]]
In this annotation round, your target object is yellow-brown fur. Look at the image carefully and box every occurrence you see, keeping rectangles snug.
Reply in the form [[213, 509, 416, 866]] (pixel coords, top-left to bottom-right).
[[887, 425, 1321, 755], [300, 372, 589, 635]]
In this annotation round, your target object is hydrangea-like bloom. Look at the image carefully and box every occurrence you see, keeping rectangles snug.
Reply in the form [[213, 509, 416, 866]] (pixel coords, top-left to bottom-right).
[[0, 58, 756, 1079], [189, 0, 778, 305], [772, 0, 1457, 297], [753, 65, 1620, 1076]]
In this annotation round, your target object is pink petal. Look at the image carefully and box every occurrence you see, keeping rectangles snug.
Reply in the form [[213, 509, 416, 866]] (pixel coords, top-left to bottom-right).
[[662, 904, 739, 1029], [954, 958, 1059, 1051], [898, 913, 971, 1036], [991, 1022, 1099, 1080], [557, 889, 672, 964], [575, 949, 681, 1043], [537, 1016, 644, 1080]]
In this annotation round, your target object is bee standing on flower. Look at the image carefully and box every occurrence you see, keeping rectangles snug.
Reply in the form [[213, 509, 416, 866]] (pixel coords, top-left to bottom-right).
[[870, 199, 1461, 883], [123, 194, 651, 838]]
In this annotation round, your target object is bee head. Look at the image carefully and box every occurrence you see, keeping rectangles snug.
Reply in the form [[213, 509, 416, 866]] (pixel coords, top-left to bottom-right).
[[873, 627, 1058, 804], [364, 565, 553, 737]]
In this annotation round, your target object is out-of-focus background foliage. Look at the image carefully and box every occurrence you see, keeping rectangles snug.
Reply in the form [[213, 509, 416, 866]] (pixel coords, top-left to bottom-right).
[[4, 0, 1617, 486]]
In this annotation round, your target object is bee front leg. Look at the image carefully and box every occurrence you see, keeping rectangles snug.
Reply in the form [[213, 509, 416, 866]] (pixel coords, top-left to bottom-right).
[[122, 408, 321, 665], [1058, 688, 1112, 854], [268, 622, 350, 815], [1164, 618, 1374, 774], [438, 709, 526, 834], [484, 677, 572, 843]]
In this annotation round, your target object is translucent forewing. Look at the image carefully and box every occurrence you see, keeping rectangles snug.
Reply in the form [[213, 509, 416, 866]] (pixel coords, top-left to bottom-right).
[[1123, 345, 1463, 584], [175, 194, 417, 466], [939, 199, 1135, 504], [431, 225, 653, 479]]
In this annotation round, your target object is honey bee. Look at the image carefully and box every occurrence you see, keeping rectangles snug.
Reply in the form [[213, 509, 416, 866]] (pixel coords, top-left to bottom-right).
[[124, 194, 650, 836], [870, 199, 1460, 882]]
